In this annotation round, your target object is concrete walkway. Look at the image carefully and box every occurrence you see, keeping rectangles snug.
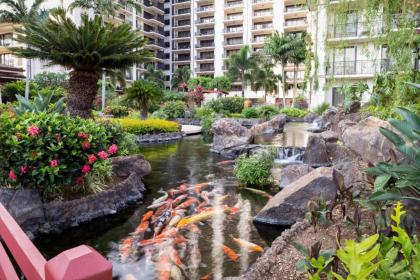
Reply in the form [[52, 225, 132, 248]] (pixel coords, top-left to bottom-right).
[[181, 125, 202, 135]]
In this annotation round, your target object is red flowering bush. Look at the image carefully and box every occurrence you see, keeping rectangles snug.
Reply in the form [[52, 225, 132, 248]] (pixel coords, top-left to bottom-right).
[[187, 86, 204, 106], [0, 112, 125, 200]]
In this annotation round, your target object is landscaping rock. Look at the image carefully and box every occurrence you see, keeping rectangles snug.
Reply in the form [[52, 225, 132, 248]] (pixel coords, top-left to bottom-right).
[[303, 112, 318, 123], [303, 134, 330, 167], [254, 167, 338, 226], [321, 107, 338, 129], [250, 114, 287, 136], [211, 118, 252, 154], [320, 130, 339, 143], [235, 118, 263, 127], [137, 132, 184, 143], [279, 164, 313, 189], [342, 117, 398, 164], [326, 142, 357, 164], [337, 119, 357, 138], [333, 160, 367, 196]]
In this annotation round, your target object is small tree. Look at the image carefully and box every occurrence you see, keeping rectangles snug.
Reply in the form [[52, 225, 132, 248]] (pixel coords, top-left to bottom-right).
[[143, 64, 165, 89], [210, 76, 232, 92], [172, 66, 191, 90], [124, 79, 163, 119]]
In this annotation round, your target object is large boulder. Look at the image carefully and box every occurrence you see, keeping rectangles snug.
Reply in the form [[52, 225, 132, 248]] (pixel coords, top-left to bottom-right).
[[321, 107, 338, 129], [279, 164, 313, 189], [342, 117, 397, 164], [320, 130, 339, 143], [304, 112, 319, 123], [250, 114, 287, 136], [254, 167, 338, 226], [212, 119, 252, 154], [304, 134, 330, 167]]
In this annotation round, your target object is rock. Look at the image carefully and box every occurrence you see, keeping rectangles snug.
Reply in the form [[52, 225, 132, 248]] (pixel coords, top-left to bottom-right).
[[342, 117, 398, 164], [250, 114, 287, 136], [254, 167, 338, 226], [304, 112, 318, 123], [348, 101, 361, 113], [279, 164, 313, 189], [304, 135, 330, 167], [235, 118, 263, 127], [110, 155, 152, 178], [212, 119, 252, 154], [326, 142, 357, 164], [321, 107, 338, 129], [320, 130, 339, 143], [337, 119, 357, 138], [333, 160, 367, 196]]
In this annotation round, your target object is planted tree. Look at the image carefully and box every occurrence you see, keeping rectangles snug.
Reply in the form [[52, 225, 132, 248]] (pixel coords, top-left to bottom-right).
[[143, 64, 166, 89], [171, 66, 191, 90], [124, 79, 163, 119], [11, 9, 151, 118], [288, 36, 306, 107], [251, 62, 280, 103]]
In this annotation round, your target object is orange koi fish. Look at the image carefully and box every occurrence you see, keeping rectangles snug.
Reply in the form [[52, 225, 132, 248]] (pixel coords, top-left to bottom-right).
[[194, 183, 209, 194], [223, 245, 239, 262], [168, 184, 188, 197], [172, 194, 188, 207], [156, 254, 171, 280], [231, 236, 264, 253], [142, 210, 154, 222], [119, 238, 133, 261], [170, 248, 187, 270], [216, 159, 235, 165], [200, 273, 212, 280], [134, 220, 149, 234], [175, 197, 198, 210]]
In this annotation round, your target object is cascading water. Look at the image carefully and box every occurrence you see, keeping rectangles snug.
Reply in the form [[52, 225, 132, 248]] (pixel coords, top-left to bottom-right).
[[274, 146, 305, 165], [307, 117, 324, 133]]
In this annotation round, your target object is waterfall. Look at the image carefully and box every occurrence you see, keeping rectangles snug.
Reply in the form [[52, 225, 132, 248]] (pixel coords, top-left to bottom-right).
[[274, 147, 305, 165], [307, 117, 324, 132]]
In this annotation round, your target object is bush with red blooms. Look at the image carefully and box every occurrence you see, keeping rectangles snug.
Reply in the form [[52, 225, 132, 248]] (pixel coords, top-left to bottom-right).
[[0, 112, 124, 200], [187, 85, 204, 106]]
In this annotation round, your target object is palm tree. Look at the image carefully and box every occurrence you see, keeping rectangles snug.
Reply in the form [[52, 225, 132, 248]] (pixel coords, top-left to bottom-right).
[[0, 0, 46, 100], [143, 64, 165, 89], [171, 66, 191, 91], [288, 36, 306, 107], [264, 32, 297, 107], [251, 62, 280, 103], [69, 0, 141, 18], [124, 79, 163, 119], [224, 45, 257, 98], [11, 8, 151, 118]]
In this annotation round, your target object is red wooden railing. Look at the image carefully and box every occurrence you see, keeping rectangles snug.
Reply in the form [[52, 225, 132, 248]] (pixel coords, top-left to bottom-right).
[[0, 203, 112, 280]]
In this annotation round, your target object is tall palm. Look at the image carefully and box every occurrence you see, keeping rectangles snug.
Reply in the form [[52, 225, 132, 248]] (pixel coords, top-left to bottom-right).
[[171, 66, 191, 91], [0, 0, 46, 100], [143, 64, 165, 89], [251, 63, 280, 103], [264, 32, 297, 107], [69, 0, 141, 18], [11, 8, 151, 118], [224, 45, 257, 98], [288, 36, 306, 107], [124, 79, 163, 119]]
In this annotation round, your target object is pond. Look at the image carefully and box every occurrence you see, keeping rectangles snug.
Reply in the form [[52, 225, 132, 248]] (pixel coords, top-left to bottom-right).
[[35, 123, 311, 280]]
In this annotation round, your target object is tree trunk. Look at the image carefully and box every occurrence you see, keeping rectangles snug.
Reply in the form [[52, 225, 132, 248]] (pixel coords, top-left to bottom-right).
[[140, 106, 148, 120], [25, 59, 31, 100], [293, 63, 297, 107], [68, 70, 100, 118], [282, 67, 287, 108]]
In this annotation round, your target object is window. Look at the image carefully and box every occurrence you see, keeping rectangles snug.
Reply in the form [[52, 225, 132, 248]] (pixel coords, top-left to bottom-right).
[[332, 87, 344, 106]]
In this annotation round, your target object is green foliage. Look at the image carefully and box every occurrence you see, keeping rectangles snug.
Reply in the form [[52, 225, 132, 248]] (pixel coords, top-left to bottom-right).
[[161, 100, 187, 119], [33, 71, 69, 89], [163, 90, 186, 102], [365, 107, 420, 203], [123, 79, 163, 119], [109, 118, 180, 134], [171, 66, 191, 90], [305, 197, 331, 231], [0, 112, 124, 199], [210, 76, 232, 92], [14, 93, 65, 115], [234, 150, 275, 187], [207, 96, 244, 114], [187, 76, 213, 91], [142, 64, 165, 89], [195, 106, 218, 135], [84, 159, 113, 194], [341, 83, 368, 113], [104, 106, 129, 117], [279, 107, 308, 118], [257, 105, 279, 120], [242, 107, 259, 118], [314, 102, 330, 115], [1, 80, 37, 102]]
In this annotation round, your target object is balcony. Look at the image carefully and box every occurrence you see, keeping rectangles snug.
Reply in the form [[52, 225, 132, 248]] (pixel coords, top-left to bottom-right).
[[326, 59, 391, 77], [197, 5, 214, 13], [327, 22, 383, 40], [173, 0, 190, 4], [174, 56, 191, 61], [196, 30, 215, 36], [143, 0, 164, 13], [174, 9, 191, 16], [196, 42, 215, 48], [196, 66, 215, 72], [252, 23, 273, 30], [224, 27, 244, 33], [253, 10, 273, 17], [224, 39, 243, 46], [252, 36, 268, 43], [196, 18, 215, 24], [196, 54, 215, 60], [173, 20, 191, 27], [253, 0, 273, 4], [225, 15, 243, 21], [225, 1, 243, 8]]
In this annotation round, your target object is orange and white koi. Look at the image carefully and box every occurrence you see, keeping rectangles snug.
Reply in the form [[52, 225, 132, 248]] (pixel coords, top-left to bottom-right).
[[216, 159, 235, 165], [229, 201, 241, 216], [119, 238, 133, 261], [175, 197, 199, 210], [170, 248, 187, 270], [223, 245, 239, 262], [142, 210, 154, 222], [156, 254, 171, 280], [231, 236, 264, 253], [194, 183, 209, 194], [243, 187, 272, 200], [134, 220, 149, 234], [168, 184, 188, 197], [168, 210, 186, 227], [172, 194, 188, 207]]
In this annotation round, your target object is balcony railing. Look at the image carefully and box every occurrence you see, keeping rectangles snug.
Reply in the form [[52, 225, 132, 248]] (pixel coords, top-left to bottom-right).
[[174, 57, 191, 61], [196, 43, 215, 48], [253, 10, 273, 17], [326, 59, 391, 76], [175, 32, 191, 38], [225, 1, 243, 8], [197, 6, 214, 12], [225, 15, 242, 21], [196, 66, 215, 72], [285, 5, 306, 13], [173, 0, 190, 4], [174, 44, 191, 50], [196, 18, 215, 24], [285, 18, 307, 26], [174, 9, 191, 15], [143, 0, 164, 11], [174, 21, 191, 27], [253, 0, 273, 3], [327, 22, 383, 39], [225, 27, 244, 33], [196, 55, 215, 60], [224, 39, 243, 45], [252, 23, 273, 30], [252, 36, 268, 43], [196, 30, 215, 36]]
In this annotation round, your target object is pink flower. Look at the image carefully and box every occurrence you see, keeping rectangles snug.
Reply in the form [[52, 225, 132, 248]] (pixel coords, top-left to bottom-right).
[[81, 165, 91, 173], [88, 154, 97, 164], [75, 176, 84, 185], [27, 125, 40, 137], [98, 151, 108, 160], [8, 170, 17, 181], [77, 132, 88, 139], [50, 160, 59, 168], [108, 144, 118, 155], [82, 140, 90, 150], [20, 165, 28, 174]]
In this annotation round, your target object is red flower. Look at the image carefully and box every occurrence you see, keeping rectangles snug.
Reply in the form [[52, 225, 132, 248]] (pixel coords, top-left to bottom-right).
[[98, 151, 108, 160], [82, 140, 90, 150], [81, 165, 91, 173], [75, 176, 84, 185], [108, 144, 118, 155], [20, 165, 28, 174], [8, 170, 17, 181], [27, 125, 40, 137], [88, 154, 97, 164], [77, 132, 88, 139], [50, 160, 59, 168]]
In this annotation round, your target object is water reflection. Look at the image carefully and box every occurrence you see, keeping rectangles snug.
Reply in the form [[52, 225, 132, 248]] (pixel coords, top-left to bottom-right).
[[254, 122, 312, 147]]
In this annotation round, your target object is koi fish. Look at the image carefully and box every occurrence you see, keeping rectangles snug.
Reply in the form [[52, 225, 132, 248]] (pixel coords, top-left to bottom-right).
[[200, 191, 210, 202], [243, 187, 272, 200], [223, 245, 239, 262], [119, 238, 133, 261], [155, 228, 178, 240], [194, 183, 209, 194], [231, 236, 264, 253], [168, 212, 184, 227], [186, 223, 202, 234], [175, 197, 199, 210], [170, 264, 184, 280], [216, 159, 235, 165], [170, 248, 187, 270], [156, 254, 171, 280], [154, 209, 173, 237], [230, 201, 241, 216], [153, 190, 169, 204], [177, 207, 229, 228], [196, 201, 208, 212], [200, 273, 211, 280], [134, 220, 149, 234], [168, 184, 188, 197], [147, 200, 168, 210], [142, 210, 154, 222], [219, 194, 230, 203], [172, 194, 188, 207], [152, 204, 171, 224]]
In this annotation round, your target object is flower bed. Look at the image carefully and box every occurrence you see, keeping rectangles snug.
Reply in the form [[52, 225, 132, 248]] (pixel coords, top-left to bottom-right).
[[108, 118, 180, 135]]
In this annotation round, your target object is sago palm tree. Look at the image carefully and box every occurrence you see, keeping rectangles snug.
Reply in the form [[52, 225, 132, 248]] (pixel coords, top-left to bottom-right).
[[143, 64, 166, 89], [251, 62, 280, 103], [124, 79, 163, 119], [10, 8, 151, 118], [224, 45, 257, 98], [0, 0, 46, 100], [288, 36, 306, 107], [264, 32, 298, 107], [171, 66, 191, 91]]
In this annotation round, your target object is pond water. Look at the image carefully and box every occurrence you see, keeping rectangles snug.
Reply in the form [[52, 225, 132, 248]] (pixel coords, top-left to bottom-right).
[[35, 123, 311, 280]]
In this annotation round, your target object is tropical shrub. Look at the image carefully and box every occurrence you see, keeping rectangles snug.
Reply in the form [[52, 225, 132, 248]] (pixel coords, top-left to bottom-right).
[[124, 79, 163, 119], [110, 118, 180, 134], [14, 93, 66, 115], [257, 105, 279, 120], [1, 80, 37, 102], [242, 107, 259, 118], [0, 113, 124, 200], [187, 86, 204, 106], [234, 150, 275, 187], [314, 102, 330, 115], [279, 107, 308, 118], [365, 107, 420, 204], [33, 71, 69, 89], [209, 76, 232, 92], [84, 159, 113, 194], [294, 95, 308, 109], [104, 106, 129, 117], [162, 90, 186, 102], [341, 83, 368, 112], [161, 101, 187, 119], [207, 96, 244, 114], [37, 86, 67, 103], [187, 76, 213, 90]]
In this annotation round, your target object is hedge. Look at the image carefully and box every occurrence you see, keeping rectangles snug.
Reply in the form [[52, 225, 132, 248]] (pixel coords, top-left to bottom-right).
[[110, 118, 180, 134]]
